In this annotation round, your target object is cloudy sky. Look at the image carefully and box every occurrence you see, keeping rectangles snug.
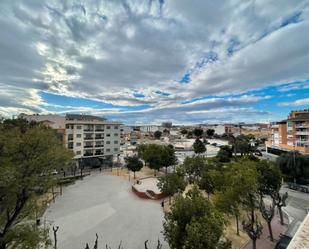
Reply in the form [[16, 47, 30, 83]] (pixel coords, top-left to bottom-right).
[[0, 0, 309, 124]]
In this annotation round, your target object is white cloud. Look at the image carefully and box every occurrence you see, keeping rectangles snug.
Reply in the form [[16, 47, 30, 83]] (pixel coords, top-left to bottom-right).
[[0, 0, 308, 123], [279, 98, 309, 106]]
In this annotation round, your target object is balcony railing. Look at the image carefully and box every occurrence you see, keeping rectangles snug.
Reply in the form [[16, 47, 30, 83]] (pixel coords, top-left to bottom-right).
[[296, 140, 309, 144], [95, 129, 104, 132], [295, 124, 309, 128], [95, 136, 103, 140], [95, 144, 104, 147], [84, 145, 93, 148], [296, 131, 309, 135], [84, 137, 93, 140], [83, 153, 93, 157]]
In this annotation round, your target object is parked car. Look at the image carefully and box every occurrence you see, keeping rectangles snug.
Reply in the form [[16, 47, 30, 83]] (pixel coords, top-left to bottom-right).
[[254, 150, 262, 156], [275, 234, 292, 249]]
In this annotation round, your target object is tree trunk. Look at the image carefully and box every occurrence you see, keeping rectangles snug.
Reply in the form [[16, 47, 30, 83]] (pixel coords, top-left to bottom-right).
[[267, 221, 274, 241], [169, 196, 171, 205], [133, 171, 136, 179], [235, 214, 240, 236], [278, 206, 284, 225], [0, 241, 6, 249], [252, 239, 256, 249]]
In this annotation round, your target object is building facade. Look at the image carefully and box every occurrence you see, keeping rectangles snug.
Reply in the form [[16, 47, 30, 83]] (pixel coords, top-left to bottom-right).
[[22, 114, 122, 166], [266, 109, 309, 154]]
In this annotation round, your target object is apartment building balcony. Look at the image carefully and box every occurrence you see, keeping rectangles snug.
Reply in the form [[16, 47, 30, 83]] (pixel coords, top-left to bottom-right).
[[95, 144, 104, 148], [84, 137, 94, 141], [95, 150, 104, 156], [84, 130, 94, 133], [95, 136, 104, 140], [296, 131, 309, 135], [83, 148, 94, 156], [84, 145, 94, 148], [296, 140, 309, 144], [295, 124, 309, 128]]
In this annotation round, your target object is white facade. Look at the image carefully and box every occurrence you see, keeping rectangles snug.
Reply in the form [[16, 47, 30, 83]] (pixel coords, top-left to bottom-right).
[[65, 120, 121, 160], [21, 114, 122, 161], [139, 125, 160, 133]]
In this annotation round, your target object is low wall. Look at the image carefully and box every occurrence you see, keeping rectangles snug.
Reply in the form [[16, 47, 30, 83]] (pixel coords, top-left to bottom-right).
[[131, 185, 166, 200]]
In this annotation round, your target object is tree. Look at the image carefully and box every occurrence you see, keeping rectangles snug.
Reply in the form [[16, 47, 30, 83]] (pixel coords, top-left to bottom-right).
[[186, 131, 193, 139], [0, 120, 73, 249], [271, 191, 288, 225], [180, 129, 188, 135], [125, 156, 143, 179], [216, 146, 233, 163], [214, 160, 259, 236], [157, 170, 186, 204], [161, 146, 178, 173], [259, 200, 275, 241], [193, 128, 203, 138], [138, 144, 174, 176], [229, 135, 252, 156], [198, 169, 220, 199], [256, 160, 282, 196], [163, 186, 226, 249], [182, 156, 206, 182], [154, 130, 162, 139], [276, 151, 309, 182], [193, 138, 206, 155], [206, 129, 215, 137]]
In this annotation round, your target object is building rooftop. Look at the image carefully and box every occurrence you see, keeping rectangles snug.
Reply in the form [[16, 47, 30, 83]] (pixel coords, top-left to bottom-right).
[[65, 114, 106, 121]]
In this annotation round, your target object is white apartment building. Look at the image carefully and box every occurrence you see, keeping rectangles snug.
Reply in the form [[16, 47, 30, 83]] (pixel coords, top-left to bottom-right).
[[21, 114, 122, 166], [65, 114, 122, 161]]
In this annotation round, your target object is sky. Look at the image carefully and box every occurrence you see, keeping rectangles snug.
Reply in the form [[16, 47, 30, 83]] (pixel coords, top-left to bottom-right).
[[0, 0, 309, 125]]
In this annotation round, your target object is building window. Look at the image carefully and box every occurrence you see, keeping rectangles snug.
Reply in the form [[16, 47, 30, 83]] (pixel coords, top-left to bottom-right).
[[106, 148, 110, 152], [106, 125, 111, 129], [76, 142, 81, 147], [106, 141, 110, 144], [76, 125, 82, 129], [114, 126, 118, 129], [114, 141, 118, 144], [114, 148, 118, 152], [68, 134, 73, 141], [76, 134, 82, 138], [76, 151, 81, 155], [114, 133, 118, 136], [106, 134, 111, 137]]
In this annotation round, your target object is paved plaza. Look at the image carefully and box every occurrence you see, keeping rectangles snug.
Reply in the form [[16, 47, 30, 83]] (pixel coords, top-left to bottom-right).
[[43, 173, 169, 249]]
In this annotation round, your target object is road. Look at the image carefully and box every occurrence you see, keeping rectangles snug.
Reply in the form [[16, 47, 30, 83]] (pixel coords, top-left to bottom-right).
[[280, 186, 309, 237]]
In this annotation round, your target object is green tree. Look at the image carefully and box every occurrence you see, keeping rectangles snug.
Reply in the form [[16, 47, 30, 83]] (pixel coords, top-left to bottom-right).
[[161, 146, 178, 173], [0, 120, 73, 249], [199, 169, 221, 200], [163, 185, 226, 249], [157, 170, 186, 204], [180, 129, 188, 135], [154, 130, 162, 139], [193, 138, 206, 155], [216, 146, 233, 162], [182, 156, 206, 182], [214, 160, 259, 236], [256, 160, 282, 196], [206, 129, 215, 137], [138, 144, 174, 176], [277, 151, 309, 182], [186, 131, 193, 139], [125, 155, 143, 179], [193, 128, 203, 138]]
